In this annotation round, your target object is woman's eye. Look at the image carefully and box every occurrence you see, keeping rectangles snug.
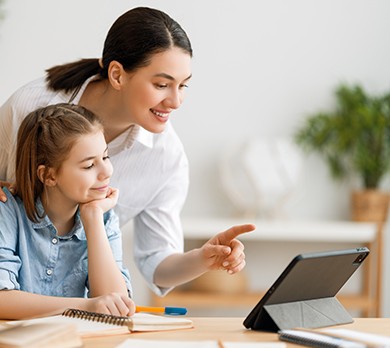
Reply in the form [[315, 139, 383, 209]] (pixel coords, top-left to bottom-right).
[[103, 155, 110, 161], [155, 84, 168, 89], [179, 84, 189, 89], [84, 164, 94, 170]]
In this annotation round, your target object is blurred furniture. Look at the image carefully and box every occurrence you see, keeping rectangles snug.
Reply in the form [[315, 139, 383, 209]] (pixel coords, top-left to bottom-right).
[[151, 218, 381, 317]]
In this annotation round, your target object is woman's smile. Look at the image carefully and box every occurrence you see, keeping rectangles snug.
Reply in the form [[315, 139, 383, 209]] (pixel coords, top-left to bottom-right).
[[150, 108, 170, 122]]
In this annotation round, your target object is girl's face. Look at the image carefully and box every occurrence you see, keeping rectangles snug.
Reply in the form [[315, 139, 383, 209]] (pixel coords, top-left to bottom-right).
[[120, 47, 192, 133], [52, 131, 113, 204]]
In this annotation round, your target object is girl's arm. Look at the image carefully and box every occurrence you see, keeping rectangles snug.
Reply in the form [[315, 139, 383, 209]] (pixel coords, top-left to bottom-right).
[[79, 187, 129, 298], [0, 289, 134, 320]]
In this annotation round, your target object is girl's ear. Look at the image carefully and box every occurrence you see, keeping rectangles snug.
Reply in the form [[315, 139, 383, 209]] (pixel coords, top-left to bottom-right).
[[37, 165, 57, 187], [108, 60, 126, 90]]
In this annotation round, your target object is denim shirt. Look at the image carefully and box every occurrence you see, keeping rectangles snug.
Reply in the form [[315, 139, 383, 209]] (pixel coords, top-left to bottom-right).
[[0, 188, 132, 297]]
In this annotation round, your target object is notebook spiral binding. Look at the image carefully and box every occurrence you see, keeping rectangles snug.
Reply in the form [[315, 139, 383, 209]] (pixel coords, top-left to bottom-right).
[[62, 308, 130, 326]]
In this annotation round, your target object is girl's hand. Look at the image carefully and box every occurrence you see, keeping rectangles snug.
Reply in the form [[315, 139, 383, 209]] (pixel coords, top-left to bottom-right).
[[84, 292, 135, 316], [200, 224, 256, 274], [0, 181, 15, 202], [79, 187, 119, 216]]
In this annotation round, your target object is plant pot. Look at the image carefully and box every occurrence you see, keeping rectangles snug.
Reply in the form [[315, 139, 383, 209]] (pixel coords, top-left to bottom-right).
[[351, 190, 390, 223]]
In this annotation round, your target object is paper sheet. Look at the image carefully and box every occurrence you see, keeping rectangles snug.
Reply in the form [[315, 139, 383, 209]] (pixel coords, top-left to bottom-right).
[[321, 328, 390, 346]]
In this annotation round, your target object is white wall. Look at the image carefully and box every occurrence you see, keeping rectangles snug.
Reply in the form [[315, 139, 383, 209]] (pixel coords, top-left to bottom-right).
[[1, 0, 390, 316]]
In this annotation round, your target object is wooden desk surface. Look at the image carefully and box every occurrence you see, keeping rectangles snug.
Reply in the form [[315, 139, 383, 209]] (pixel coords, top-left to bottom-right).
[[82, 317, 390, 348]]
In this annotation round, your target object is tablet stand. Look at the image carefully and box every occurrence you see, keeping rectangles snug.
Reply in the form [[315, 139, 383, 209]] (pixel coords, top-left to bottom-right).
[[253, 297, 353, 332]]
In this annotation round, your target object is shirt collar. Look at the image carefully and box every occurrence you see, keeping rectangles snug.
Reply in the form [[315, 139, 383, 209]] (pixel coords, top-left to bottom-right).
[[32, 199, 86, 240], [136, 126, 154, 148]]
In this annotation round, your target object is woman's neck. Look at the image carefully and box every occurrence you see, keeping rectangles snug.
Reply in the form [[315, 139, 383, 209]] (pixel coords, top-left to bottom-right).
[[78, 79, 134, 143]]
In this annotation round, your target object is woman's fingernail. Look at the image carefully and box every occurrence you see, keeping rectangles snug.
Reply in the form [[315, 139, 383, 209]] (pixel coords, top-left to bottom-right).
[[222, 261, 229, 267]]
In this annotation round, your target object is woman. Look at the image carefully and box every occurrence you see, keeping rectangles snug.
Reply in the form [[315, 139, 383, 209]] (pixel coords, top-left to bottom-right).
[[0, 104, 135, 319], [0, 7, 255, 296]]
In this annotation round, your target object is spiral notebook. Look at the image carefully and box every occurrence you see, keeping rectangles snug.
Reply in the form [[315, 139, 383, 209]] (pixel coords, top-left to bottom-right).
[[7, 308, 194, 338]]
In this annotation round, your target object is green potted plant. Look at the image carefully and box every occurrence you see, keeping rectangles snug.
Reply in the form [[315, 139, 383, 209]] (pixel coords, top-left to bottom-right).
[[294, 83, 390, 222]]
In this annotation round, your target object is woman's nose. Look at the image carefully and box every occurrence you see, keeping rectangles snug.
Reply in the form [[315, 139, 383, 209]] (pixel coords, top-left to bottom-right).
[[164, 90, 182, 109]]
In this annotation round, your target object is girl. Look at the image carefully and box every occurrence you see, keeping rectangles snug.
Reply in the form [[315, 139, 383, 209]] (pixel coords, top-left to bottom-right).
[[0, 103, 135, 319], [0, 7, 255, 296]]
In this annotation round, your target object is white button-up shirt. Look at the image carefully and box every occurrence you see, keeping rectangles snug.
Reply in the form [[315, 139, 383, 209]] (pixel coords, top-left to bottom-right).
[[0, 77, 189, 295]]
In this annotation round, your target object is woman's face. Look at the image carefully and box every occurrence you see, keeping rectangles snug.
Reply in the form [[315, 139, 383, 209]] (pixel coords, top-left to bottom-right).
[[120, 47, 192, 133]]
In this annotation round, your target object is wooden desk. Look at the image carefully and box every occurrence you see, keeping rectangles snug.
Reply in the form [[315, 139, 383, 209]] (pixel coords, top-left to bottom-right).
[[82, 317, 390, 348]]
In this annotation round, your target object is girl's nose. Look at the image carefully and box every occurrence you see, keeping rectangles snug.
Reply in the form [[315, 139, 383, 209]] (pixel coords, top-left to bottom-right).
[[98, 161, 113, 181]]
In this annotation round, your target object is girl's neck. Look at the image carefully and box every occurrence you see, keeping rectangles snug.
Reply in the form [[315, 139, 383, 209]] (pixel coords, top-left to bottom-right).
[[41, 191, 78, 236]]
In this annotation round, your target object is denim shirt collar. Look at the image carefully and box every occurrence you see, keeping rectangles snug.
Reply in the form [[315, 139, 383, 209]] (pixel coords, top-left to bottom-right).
[[31, 198, 86, 240]]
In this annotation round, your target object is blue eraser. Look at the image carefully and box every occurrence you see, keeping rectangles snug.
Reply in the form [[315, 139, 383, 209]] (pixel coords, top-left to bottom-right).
[[165, 307, 187, 315]]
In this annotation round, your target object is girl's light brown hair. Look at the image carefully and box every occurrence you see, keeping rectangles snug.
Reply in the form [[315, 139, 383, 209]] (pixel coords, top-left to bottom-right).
[[15, 103, 103, 222]]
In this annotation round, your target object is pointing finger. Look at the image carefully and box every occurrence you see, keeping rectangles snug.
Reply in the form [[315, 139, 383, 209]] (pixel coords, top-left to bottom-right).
[[219, 224, 255, 242]]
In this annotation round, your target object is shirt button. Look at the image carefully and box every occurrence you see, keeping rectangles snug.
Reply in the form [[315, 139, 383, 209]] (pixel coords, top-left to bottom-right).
[[46, 269, 53, 276], [52, 238, 58, 244]]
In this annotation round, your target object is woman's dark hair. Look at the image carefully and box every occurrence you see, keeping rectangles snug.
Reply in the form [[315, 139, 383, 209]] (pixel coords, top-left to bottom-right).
[[15, 103, 103, 222], [46, 7, 193, 95]]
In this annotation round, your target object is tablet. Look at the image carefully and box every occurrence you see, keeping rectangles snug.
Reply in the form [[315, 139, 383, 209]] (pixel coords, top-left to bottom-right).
[[243, 247, 370, 332]]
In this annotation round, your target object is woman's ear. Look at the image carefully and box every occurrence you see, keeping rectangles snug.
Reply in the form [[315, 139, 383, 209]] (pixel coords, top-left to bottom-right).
[[37, 165, 57, 187], [108, 60, 126, 90]]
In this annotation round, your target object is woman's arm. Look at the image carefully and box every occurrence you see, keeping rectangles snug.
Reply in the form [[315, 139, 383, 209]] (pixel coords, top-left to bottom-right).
[[0, 290, 134, 320], [153, 223, 256, 288], [79, 187, 129, 298]]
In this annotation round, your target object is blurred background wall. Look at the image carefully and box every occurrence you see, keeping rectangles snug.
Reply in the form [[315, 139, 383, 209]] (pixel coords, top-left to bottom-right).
[[1, 0, 389, 316]]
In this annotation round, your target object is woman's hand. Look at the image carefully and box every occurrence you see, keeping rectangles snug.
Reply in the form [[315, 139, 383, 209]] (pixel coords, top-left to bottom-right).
[[84, 292, 135, 316], [0, 181, 15, 202], [200, 223, 256, 274]]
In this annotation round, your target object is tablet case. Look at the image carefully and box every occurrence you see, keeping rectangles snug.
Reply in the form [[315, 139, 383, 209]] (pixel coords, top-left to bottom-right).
[[243, 247, 370, 332]]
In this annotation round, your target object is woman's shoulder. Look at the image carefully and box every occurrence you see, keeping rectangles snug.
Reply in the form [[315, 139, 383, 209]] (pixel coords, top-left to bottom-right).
[[1, 77, 71, 121], [9, 77, 55, 110], [1, 77, 48, 122], [6, 77, 49, 104]]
